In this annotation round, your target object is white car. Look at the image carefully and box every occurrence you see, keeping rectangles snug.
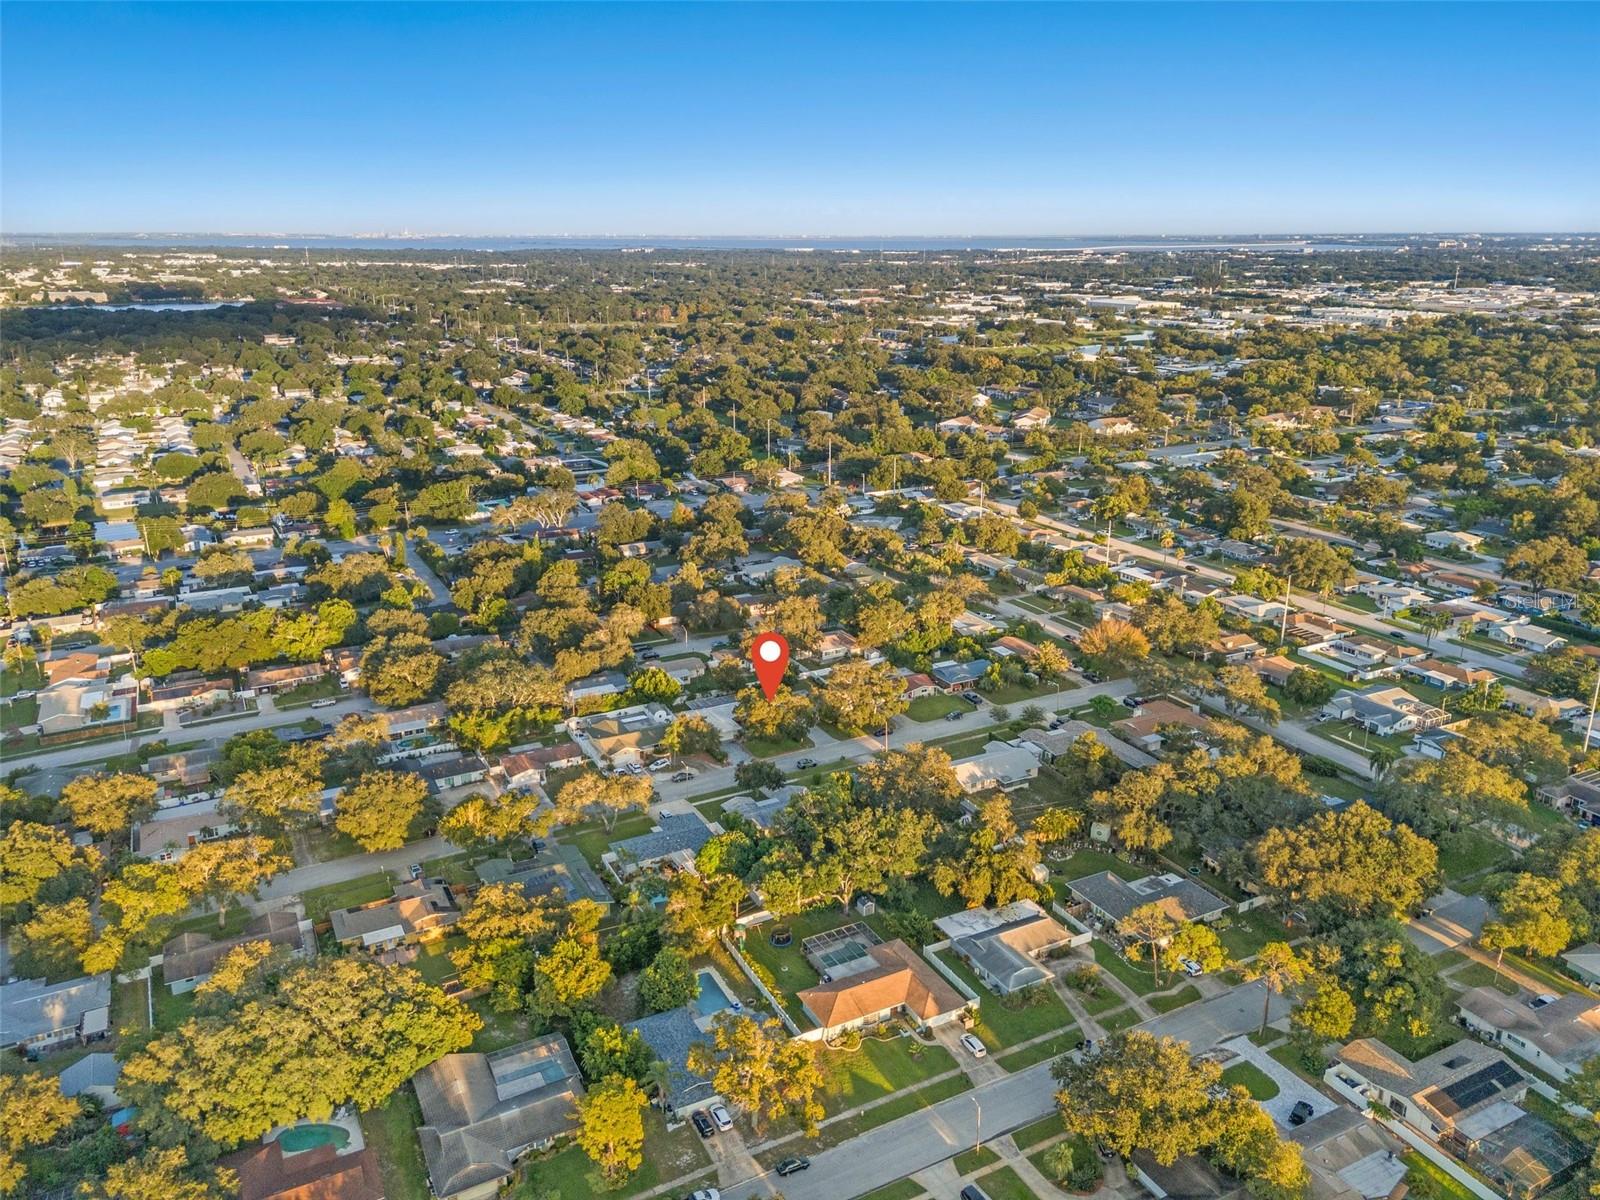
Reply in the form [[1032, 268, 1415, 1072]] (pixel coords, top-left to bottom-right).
[[648, 758, 673, 771], [959, 1033, 987, 1058], [709, 1102, 734, 1132], [1180, 958, 1204, 977]]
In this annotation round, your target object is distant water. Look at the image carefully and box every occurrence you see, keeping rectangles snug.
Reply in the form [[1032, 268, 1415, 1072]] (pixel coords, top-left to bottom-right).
[[7, 232, 1401, 253], [48, 301, 243, 312]]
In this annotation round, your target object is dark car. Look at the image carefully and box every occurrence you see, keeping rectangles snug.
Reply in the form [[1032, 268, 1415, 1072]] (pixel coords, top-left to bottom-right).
[[961, 690, 983, 705], [1081, 669, 1104, 683], [690, 1110, 715, 1139], [960, 1187, 993, 1200], [775, 1157, 811, 1177], [1289, 1101, 1315, 1126], [946, 710, 964, 721], [1121, 694, 1147, 708], [638, 649, 660, 661], [671, 771, 694, 783]]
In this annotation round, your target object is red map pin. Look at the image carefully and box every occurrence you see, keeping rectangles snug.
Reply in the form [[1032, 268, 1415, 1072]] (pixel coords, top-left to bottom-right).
[[750, 632, 790, 700]]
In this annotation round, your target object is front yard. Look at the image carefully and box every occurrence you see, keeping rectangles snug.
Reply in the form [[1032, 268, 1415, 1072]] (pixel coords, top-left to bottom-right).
[[908, 694, 968, 722]]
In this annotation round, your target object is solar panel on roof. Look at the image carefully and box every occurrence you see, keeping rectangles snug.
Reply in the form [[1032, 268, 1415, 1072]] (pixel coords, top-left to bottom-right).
[[1431, 1061, 1523, 1117]]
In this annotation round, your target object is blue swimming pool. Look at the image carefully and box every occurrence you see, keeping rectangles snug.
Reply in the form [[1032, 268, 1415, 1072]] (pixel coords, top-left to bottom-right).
[[694, 969, 736, 1016]]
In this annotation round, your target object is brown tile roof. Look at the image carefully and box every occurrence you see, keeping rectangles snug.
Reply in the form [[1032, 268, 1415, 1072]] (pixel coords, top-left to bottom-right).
[[226, 1142, 384, 1200], [797, 939, 965, 1030]]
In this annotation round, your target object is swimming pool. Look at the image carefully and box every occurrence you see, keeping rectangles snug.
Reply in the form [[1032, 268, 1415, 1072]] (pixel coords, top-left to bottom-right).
[[277, 1123, 351, 1154], [694, 969, 736, 1016]]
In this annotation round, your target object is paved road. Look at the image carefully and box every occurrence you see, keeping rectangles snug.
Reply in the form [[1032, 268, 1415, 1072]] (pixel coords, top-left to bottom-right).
[[988, 500, 1527, 681], [745, 1060, 1061, 1200], [11, 694, 376, 787], [247, 834, 459, 911], [1137, 980, 1292, 1052], [651, 676, 1135, 805]]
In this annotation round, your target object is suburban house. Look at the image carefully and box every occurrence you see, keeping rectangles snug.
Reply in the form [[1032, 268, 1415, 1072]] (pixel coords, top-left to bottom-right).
[[412, 753, 490, 794], [1321, 685, 1449, 735], [1019, 722, 1157, 770], [1455, 987, 1600, 1082], [624, 1007, 719, 1117], [604, 811, 720, 879], [473, 845, 613, 910], [224, 1141, 384, 1200], [1424, 529, 1484, 553], [1561, 944, 1600, 987], [1247, 654, 1299, 688], [413, 1036, 585, 1200], [160, 910, 313, 993], [131, 797, 239, 862], [145, 746, 219, 790], [498, 743, 585, 791], [1488, 621, 1568, 653], [952, 741, 1040, 794], [796, 938, 967, 1039], [329, 878, 460, 952], [0, 974, 111, 1054], [1112, 698, 1214, 754], [1064, 871, 1229, 927], [1209, 633, 1263, 664], [1284, 612, 1353, 643], [241, 662, 330, 697], [1328, 1038, 1583, 1197], [901, 671, 937, 698], [930, 658, 991, 692], [577, 704, 671, 768], [812, 630, 860, 663], [145, 674, 234, 713], [1398, 658, 1495, 691], [57, 1053, 122, 1109], [936, 901, 1074, 994]]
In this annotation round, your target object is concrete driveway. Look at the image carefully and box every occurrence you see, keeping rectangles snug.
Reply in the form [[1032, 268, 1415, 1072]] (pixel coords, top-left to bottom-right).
[[1217, 1035, 1334, 1130], [1408, 890, 1493, 955], [1137, 981, 1291, 1053]]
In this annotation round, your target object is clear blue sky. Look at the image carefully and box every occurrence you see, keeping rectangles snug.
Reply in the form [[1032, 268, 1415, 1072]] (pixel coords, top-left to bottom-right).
[[3, 2, 1596, 235]]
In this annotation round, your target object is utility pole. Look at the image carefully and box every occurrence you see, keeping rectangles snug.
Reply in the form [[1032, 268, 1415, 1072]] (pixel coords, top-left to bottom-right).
[[1585, 665, 1600, 753], [1280, 573, 1292, 645]]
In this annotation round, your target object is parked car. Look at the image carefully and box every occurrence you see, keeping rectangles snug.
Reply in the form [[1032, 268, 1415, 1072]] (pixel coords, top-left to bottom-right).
[[959, 1033, 987, 1058], [670, 771, 695, 783], [648, 758, 673, 771], [690, 1110, 715, 1139], [408, 863, 423, 881], [1180, 958, 1204, 977], [1121, 694, 1147, 708], [946, 710, 964, 722], [1081, 669, 1104, 683], [686, 1190, 720, 1200], [638, 649, 660, 661], [775, 1157, 811, 1177], [1289, 1101, 1315, 1126], [310, 697, 338, 708], [709, 1103, 734, 1132], [961, 690, 983, 704], [795, 757, 817, 769], [960, 1186, 993, 1200]]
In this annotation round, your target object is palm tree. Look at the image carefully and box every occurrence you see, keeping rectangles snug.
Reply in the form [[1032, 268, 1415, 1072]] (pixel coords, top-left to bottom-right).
[[1241, 942, 1308, 1037], [642, 1059, 674, 1109]]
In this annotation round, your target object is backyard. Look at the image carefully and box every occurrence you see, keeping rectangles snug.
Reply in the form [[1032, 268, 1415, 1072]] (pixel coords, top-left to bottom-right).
[[360, 1089, 432, 1200]]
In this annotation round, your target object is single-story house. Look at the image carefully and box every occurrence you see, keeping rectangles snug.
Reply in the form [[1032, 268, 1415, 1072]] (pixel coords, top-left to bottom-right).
[[938, 901, 1074, 994], [1209, 633, 1263, 664], [412, 753, 490, 793], [473, 844, 613, 910], [160, 910, 313, 993], [1321, 685, 1449, 735], [57, 1052, 122, 1108], [624, 1007, 719, 1116], [1247, 654, 1299, 688], [224, 1142, 384, 1200], [131, 797, 238, 862], [1560, 943, 1600, 987], [605, 811, 719, 879], [329, 878, 460, 951], [1488, 621, 1568, 653], [0, 974, 111, 1054], [1398, 658, 1495, 691], [797, 939, 967, 1038], [952, 742, 1040, 794], [241, 662, 329, 696], [1019, 722, 1157, 770], [1455, 987, 1600, 1082], [930, 659, 991, 692], [1064, 871, 1229, 927], [414, 1036, 585, 1200], [1424, 530, 1484, 553]]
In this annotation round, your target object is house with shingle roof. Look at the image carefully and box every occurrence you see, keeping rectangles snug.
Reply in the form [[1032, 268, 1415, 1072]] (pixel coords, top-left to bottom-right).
[[224, 1141, 384, 1200], [624, 1007, 719, 1117], [0, 974, 111, 1054], [412, 1035, 584, 1200], [796, 939, 966, 1038], [160, 910, 313, 993], [1456, 987, 1600, 1082], [937, 901, 1074, 994], [1064, 871, 1229, 927], [604, 811, 720, 880], [329, 878, 459, 951]]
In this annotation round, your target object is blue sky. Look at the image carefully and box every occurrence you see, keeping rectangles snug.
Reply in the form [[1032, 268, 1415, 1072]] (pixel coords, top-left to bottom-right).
[[3, 2, 1596, 235]]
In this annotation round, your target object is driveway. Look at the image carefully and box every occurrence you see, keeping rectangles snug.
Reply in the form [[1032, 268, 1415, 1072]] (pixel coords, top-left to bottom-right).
[[1137, 981, 1291, 1053], [1217, 1036, 1333, 1130], [932, 1023, 1007, 1086], [1408, 890, 1493, 955]]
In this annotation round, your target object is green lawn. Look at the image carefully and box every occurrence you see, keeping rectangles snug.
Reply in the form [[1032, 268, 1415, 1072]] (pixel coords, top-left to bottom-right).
[[996, 1029, 1083, 1072], [852, 1180, 925, 1200], [954, 1145, 1000, 1175], [930, 951, 1075, 1050], [1149, 984, 1202, 1014], [412, 937, 461, 985], [908, 694, 967, 722], [564, 811, 657, 870], [1213, 907, 1290, 962], [1401, 1152, 1481, 1200], [757, 1075, 973, 1166], [1099, 1007, 1143, 1033], [360, 1089, 432, 1200], [1220, 1061, 1280, 1100], [817, 1034, 957, 1114], [150, 971, 195, 1031], [1050, 848, 1147, 887], [743, 732, 815, 758], [1011, 1112, 1068, 1151], [467, 997, 534, 1053], [275, 677, 343, 708], [302, 870, 395, 922], [1365, 1013, 1460, 1064], [1437, 829, 1514, 883], [112, 977, 151, 1035], [974, 1164, 1040, 1200], [1, 695, 39, 729], [514, 1109, 710, 1200], [1090, 941, 1164, 996], [1444, 961, 1520, 996]]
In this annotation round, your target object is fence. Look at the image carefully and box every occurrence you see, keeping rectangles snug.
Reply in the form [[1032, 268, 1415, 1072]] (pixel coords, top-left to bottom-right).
[[720, 933, 802, 1037], [922, 940, 983, 1006]]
